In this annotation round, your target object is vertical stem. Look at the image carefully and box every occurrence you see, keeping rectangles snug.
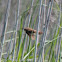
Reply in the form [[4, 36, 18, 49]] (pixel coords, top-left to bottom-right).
[[27, 0, 34, 27], [40, 0, 53, 62], [55, 0, 61, 62], [42, 0, 46, 62], [12, 0, 20, 61], [34, 0, 42, 62], [1, 0, 11, 60]]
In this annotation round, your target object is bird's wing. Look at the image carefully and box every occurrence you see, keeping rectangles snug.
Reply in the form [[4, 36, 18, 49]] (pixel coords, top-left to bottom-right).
[[31, 35, 35, 40], [24, 27, 36, 32]]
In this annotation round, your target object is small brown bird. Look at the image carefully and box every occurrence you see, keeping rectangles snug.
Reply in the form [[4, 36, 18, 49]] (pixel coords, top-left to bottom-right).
[[24, 27, 43, 40]]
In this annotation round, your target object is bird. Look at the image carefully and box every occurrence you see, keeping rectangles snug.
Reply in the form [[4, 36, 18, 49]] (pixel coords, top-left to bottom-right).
[[23, 27, 43, 40]]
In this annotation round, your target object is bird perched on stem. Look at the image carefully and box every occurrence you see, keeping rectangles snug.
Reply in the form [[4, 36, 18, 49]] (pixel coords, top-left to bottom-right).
[[23, 27, 43, 40]]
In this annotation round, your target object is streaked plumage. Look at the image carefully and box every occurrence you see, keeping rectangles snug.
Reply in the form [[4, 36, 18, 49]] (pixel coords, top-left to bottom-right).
[[24, 27, 43, 40]]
